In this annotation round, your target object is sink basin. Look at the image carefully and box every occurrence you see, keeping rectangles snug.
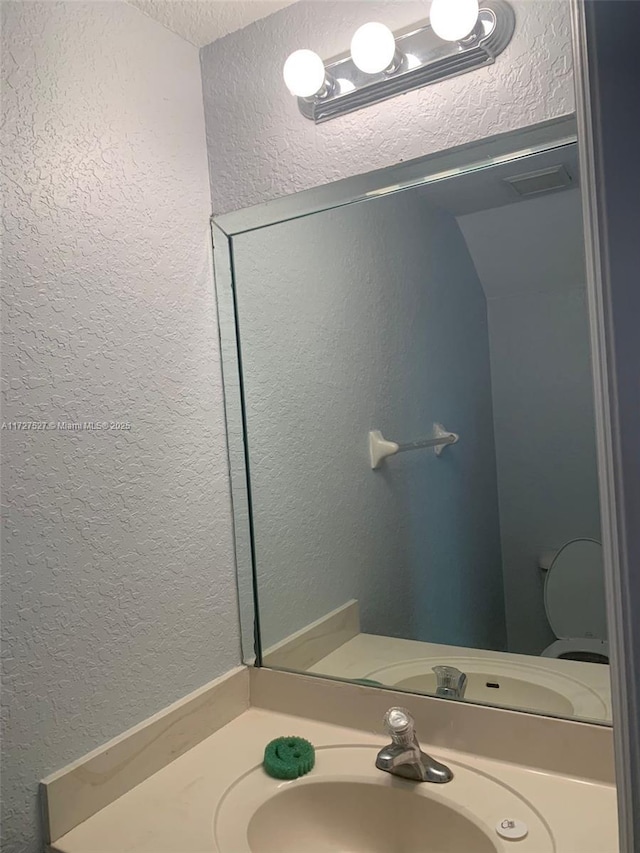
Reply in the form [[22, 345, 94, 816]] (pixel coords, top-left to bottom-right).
[[364, 655, 608, 719], [247, 781, 496, 853], [214, 746, 554, 852]]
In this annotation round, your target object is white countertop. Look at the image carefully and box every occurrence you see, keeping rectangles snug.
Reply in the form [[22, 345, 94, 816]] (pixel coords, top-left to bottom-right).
[[51, 706, 618, 853]]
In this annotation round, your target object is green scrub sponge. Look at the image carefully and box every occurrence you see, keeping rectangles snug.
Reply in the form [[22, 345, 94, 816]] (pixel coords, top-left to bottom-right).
[[263, 736, 315, 780]]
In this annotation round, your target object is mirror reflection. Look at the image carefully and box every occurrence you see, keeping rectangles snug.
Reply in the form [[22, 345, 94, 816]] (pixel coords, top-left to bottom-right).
[[225, 139, 610, 723]]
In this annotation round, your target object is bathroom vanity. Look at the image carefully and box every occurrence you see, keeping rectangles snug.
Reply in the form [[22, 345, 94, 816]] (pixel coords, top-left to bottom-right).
[[43, 668, 618, 853]]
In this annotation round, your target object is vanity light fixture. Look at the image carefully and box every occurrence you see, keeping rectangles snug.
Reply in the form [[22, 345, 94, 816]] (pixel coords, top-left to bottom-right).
[[283, 0, 515, 123]]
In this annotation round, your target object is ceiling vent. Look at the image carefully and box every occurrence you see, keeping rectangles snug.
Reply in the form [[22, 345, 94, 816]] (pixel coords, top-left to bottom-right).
[[503, 165, 573, 197]]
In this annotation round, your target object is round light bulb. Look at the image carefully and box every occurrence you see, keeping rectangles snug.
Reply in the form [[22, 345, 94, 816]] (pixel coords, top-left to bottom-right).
[[283, 49, 326, 98], [430, 0, 480, 41], [350, 22, 397, 75]]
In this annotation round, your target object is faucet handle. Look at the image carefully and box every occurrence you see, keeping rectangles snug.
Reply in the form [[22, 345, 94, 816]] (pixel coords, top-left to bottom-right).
[[383, 707, 415, 745], [432, 665, 468, 698]]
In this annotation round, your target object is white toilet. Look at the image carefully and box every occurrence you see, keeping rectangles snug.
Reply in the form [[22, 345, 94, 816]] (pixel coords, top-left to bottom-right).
[[541, 538, 609, 663]]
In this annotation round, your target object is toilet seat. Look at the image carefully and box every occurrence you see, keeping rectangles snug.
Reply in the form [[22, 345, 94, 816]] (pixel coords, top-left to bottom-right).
[[542, 539, 608, 661], [541, 638, 609, 661]]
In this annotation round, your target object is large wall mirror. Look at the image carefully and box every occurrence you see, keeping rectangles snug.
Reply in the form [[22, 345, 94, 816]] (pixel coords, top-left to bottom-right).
[[213, 120, 611, 725]]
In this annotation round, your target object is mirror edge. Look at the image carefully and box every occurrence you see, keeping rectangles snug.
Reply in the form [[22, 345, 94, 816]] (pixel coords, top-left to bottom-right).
[[210, 220, 260, 665], [215, 115, 578, 237]]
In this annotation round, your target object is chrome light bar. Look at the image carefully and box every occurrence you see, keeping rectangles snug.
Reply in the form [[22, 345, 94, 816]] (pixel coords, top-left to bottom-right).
[[296, 0, 515, 124]]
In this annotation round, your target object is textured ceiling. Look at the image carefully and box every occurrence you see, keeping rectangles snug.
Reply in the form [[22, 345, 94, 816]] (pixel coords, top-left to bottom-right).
[[126, 0, 298, 47]]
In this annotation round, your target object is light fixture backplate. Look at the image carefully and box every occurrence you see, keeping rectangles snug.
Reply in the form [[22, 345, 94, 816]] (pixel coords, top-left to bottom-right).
[[297, 0, 515, 123]]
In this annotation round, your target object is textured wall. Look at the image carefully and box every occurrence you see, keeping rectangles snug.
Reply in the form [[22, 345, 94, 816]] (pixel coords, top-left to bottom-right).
[[125, 0, 297, 47], [0, 4, 239, 852], [459, 190, 601, 654], [232, 187, 506, 652], [201, 0, 576, 214]]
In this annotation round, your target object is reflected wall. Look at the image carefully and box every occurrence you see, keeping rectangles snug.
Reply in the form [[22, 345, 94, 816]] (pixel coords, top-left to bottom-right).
[[233, 188, 506, 651]]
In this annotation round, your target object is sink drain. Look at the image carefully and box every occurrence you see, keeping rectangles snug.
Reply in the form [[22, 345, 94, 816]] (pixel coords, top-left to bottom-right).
[[496, 818, 528, 840]]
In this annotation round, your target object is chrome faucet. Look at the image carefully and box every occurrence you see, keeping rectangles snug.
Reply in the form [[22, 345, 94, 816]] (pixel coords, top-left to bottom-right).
[[375, 707, 453, 783], [432, 665, 468, 700]]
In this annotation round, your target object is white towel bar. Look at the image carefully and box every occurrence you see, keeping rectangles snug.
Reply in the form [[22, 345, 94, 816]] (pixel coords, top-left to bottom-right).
[[369, 423, 459, 469]]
